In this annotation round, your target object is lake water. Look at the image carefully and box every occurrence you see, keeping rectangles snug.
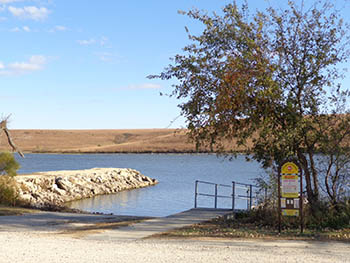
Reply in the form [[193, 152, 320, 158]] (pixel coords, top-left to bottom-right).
[[15, 153, 266, 217]]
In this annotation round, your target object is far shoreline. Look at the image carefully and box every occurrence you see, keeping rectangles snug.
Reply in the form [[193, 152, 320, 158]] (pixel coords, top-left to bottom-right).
[[1, 129, 244, 154]]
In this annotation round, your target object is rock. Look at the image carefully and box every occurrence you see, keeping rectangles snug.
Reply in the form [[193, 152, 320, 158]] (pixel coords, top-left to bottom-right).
[[14, 168, 158, 209], [55, 177, 69, 191], [52, 184, 66, 196]]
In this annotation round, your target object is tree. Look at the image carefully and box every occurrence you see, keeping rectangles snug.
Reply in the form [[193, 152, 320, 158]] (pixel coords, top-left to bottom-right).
[[0, 116, 21, 206], [0, 116, 24, 158], [0, 115, 23, 176], [0, 152, 20, 177], [151, 1, 350, 215]]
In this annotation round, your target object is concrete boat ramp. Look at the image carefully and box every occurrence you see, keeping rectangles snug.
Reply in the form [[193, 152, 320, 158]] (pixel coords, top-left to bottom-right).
[[0, 208, 232, 240], [85, 208, 232, 241]]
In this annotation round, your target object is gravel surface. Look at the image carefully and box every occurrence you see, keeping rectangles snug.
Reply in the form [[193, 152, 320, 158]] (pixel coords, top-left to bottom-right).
[[1, 231, 350, 263], [1, 211, 349, 262]]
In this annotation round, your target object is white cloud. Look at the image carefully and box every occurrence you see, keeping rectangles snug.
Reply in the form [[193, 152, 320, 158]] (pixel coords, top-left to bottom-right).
[[78, 36, 110, 47], [126, 83, 162, 90], [10, 25, 31, 32], [54, 25, 66, 31], [77, 38, 96, 45], [97, 52, 114, 62], [8, 6, 50, 20], [0, 0, 24, 3], [9, 55, 46, 71], [0, 55, 47, 76], [22, 25, 30, 32], [48, 25, 67, 33], [0, 0, 26, 3]]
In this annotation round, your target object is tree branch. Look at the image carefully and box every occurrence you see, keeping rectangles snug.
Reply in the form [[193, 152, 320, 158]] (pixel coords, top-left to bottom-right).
[[0, 118, 24, 158]]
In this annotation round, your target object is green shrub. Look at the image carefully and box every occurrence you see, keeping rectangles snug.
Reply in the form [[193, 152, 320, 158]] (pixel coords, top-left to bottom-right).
[[305, 201, 350, 230], [0, 176, 19, 206], [0, 152, 20, 206], [0, 152, 20, 177]]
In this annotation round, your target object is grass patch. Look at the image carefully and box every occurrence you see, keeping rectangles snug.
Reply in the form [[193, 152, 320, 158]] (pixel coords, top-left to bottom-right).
[[159, 212, 350, 242]]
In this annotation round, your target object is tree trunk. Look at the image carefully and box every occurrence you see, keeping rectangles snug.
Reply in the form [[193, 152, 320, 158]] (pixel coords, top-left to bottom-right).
[[297, 150, 319, 216]]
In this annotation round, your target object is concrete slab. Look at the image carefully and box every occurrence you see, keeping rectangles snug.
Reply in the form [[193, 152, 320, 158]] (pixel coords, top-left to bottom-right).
[[0, 208, 232, 241], [0, 211, 149, 232], [84, 208, 233, 241]]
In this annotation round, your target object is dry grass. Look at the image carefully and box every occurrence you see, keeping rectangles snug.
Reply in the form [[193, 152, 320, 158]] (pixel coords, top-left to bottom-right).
[[157, 216, 350, 242], [0, 129, 244, 153], [0, 129, 193, 153]]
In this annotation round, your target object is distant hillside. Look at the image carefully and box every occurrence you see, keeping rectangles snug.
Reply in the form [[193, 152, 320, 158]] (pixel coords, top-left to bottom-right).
[[0, 129, 202, 153]]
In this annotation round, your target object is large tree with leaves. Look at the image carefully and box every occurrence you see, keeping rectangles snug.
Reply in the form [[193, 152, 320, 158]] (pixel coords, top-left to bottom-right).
[[151, 1, 350, 214]]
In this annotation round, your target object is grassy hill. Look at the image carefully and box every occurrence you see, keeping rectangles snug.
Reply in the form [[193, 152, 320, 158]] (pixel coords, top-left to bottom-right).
[[0, 129, 201, 153]]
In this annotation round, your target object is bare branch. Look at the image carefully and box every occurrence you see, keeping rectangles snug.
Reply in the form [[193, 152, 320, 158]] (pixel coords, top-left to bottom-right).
[[0, 116, 25, 158]]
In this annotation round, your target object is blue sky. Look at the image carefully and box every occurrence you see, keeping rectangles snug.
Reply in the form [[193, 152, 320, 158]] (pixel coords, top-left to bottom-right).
[[1, 0, 350, 129]]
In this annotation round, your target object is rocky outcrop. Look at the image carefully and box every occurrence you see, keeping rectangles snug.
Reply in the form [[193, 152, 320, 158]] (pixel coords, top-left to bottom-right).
[[15, 168, 158, 208]]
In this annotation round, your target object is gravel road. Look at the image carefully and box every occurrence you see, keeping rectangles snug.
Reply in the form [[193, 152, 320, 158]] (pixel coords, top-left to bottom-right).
[[1, 231, 350, 263]]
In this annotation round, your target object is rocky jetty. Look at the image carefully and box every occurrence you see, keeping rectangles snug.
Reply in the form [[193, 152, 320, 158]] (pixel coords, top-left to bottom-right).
[[15, 168, 158, 208]]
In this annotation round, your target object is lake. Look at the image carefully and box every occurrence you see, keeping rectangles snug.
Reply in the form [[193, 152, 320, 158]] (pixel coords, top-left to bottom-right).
[[15, 153, 266, 217]]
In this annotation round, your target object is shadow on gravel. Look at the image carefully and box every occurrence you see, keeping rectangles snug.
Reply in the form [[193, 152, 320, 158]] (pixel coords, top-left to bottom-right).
[[0, 211, 153, 232]]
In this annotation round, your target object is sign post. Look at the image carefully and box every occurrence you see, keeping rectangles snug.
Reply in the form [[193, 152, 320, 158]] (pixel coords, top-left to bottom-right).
[[278, 160, 303, 234]]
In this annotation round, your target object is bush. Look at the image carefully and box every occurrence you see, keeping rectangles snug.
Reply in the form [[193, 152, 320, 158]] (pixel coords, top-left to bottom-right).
[[0, 152, 20, 206], [305, 201, 350, 230], [0, 176, 20, 206], [237, 200, 350, 231], [0, 152, 20, 177]]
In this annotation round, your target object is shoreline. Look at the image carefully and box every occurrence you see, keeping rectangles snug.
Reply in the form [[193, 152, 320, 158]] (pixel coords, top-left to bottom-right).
[[18, 150, 222, 155]]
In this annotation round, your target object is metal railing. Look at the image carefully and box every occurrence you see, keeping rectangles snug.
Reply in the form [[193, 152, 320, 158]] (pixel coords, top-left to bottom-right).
[[194, 180, 259, 211]]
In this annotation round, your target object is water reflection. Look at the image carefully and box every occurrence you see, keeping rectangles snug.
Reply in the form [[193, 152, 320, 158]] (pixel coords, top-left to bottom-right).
[[16, 153, 266, 217], [67, 187, 149, 215]]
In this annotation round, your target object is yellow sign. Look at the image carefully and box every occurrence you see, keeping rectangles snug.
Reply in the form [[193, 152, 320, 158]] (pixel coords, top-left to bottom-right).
[[281, 174, 299, 198], [281, 162, 299, 174], [282, 209, 299, 217]]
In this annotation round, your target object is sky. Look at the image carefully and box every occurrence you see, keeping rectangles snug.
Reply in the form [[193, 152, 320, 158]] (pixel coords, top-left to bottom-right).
[[1, 0, 350, 129]]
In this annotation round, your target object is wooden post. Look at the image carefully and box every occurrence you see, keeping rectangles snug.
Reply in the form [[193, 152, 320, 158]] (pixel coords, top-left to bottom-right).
[[278, 166, 282, 234], [300, 169, 304, 234]]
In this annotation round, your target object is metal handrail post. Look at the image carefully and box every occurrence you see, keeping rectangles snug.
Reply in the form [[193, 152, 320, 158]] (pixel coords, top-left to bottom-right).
[[249, 184, 253, 209], [246, 188, 249, 210], [214, 184, 218, 209], [194, 180, 198, 208], [232, 181, 235, 211]]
